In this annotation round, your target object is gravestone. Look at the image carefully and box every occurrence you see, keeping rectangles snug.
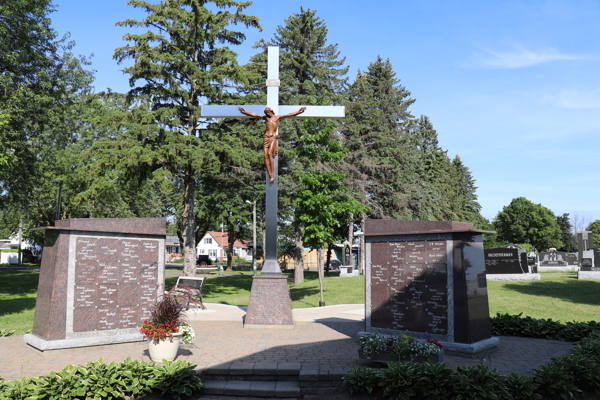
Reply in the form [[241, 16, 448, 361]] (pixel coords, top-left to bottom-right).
[[364, 220, 499, 355], [24, 218, 165, 351], [577, 231, 594, 267], [343, 242, 352, 266], [484, 248, 524, 274], [539, 251, 569, 266], [567, 253, 580, 266]]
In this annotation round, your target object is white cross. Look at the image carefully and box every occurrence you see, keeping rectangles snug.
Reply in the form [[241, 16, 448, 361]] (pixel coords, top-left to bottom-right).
[[201, 46, 344, 274]]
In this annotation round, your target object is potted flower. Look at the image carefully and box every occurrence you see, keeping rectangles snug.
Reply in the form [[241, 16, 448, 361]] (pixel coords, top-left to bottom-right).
[[410, 339, 444, 363], [141, 284, 200, 362], [358, 333, 444, 364]]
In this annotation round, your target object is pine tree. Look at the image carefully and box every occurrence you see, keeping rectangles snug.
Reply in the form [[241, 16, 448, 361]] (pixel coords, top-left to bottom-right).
[[340, 57, 422, 220], [113, 0, 261, 276]]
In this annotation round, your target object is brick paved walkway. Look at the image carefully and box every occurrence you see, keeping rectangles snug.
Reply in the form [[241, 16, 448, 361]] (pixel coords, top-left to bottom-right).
[[0, 304, 573, 381]]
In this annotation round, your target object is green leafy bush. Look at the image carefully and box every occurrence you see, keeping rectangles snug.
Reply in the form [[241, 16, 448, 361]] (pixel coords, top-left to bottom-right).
[[533, 358, 581, 399], [452, 365, 510, 399], [0, 357, 203, 400], [505, 373, 541, 400], [342, 367, 381, 395], [491, 313, 600, 341], [408, 362, 455, 399], [152, 360, 204, 400]]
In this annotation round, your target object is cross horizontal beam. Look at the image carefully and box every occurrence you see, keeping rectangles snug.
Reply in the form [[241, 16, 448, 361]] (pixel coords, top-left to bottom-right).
[[201, 105, 345, 119]]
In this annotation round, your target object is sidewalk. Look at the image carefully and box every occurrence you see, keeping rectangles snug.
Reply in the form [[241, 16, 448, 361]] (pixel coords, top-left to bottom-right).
[[0, 304, 573, 381]]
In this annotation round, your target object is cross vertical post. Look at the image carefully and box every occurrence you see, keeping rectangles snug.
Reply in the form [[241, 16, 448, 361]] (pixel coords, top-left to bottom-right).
[[263, 46, 280, 275], [201, 46, 344, 327]]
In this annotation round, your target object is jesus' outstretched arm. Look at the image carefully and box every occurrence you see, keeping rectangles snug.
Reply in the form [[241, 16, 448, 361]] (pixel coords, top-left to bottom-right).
[[238, 107, 265, 120], [279, 107, 306, 119]]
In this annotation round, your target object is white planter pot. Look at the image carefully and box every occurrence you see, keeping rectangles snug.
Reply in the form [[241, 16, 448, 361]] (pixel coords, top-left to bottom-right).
[[148, 331, 183, 362]]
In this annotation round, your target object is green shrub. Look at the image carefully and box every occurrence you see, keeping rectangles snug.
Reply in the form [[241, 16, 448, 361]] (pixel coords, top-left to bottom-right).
[[151, 360, 203, 400], [409, 362, 455, 399], [380, 361, 421, 400], [453, 365, 511, 399], [0, 358, 203, 400], [342, 367, 381, 395], [21, 249, 34, 263], [533, 359, 581, 400], [491, 313, 600, 341], [505, 373, 541, 400]]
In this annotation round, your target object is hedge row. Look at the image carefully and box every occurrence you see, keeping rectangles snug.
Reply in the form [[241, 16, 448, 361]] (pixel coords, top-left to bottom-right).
[[491, 313, 600, 342], [344, 331, 600, 399], [0, 357, 203, 400]]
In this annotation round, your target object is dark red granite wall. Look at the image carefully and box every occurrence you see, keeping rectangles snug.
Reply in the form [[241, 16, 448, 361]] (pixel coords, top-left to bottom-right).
[[72, 237, 158, 332], [32, 230, 70, 340], [54, 218, 165, 236], [245, 276, 293, 325], [370, 240, 448, 334]]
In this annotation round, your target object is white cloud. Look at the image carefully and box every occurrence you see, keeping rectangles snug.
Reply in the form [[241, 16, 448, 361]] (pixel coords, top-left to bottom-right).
[[543, 89, 600, 109], [467, 45, 586, 69]]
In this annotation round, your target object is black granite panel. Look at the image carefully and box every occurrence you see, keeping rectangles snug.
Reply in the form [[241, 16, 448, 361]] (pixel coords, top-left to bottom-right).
[[454, 233, 492, 344], [370, 241, 448, 335], [484, 248, 524, 274]]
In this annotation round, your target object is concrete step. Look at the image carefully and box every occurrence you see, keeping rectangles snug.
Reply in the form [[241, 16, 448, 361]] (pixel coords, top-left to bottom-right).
[[202, 379, 301, 398], [198, 395, 298, 400]]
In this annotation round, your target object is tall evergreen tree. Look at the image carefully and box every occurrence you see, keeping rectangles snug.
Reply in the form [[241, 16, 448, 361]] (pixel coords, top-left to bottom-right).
[[113, 0, 261, 276], [556, 213, 577, 252], [341, 57, 423, 220]]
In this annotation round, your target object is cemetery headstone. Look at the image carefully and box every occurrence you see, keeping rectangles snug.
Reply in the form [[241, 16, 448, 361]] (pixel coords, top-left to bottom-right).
[[539, 250, 569, 266], [484, 248, 524, 274], [24, 218, 165, 351], [343, 242, 352, 266], [364, 220, 498, 355], [567, 252, 580, 266], [577, 231, 594, 266]]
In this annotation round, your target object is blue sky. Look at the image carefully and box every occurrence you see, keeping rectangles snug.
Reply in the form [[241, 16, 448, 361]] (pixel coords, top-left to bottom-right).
[[49, 0, 600, 224]]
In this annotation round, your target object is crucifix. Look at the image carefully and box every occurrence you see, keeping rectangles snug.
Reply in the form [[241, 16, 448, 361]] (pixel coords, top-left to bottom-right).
[[202, 46, 344, 277]]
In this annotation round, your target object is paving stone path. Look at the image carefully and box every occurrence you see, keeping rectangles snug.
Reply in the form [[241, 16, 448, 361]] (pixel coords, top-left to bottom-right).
[[1, 304, 573, 383]]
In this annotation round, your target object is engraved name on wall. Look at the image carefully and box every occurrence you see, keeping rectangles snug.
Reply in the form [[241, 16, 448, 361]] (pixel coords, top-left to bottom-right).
[[371, 241, 448, 334], [73, 238, 159, 332]]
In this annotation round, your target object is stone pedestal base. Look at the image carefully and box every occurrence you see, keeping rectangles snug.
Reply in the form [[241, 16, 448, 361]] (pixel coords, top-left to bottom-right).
[[24, 332, 143, 351], [245, 275, 294, 327], [486, 273, 541, 281], [577, 271, 600, 280]]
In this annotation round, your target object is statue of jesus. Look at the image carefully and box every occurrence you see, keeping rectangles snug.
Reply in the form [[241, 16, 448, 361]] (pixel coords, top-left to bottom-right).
[[238, 106, 306, 183]]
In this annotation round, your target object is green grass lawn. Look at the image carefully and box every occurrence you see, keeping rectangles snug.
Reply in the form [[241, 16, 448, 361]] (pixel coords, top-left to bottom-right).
[[0, 270, 38, 335], [166, 271, 364, 308], [487, 271, 600, 322], [2, 270, 598, 335]]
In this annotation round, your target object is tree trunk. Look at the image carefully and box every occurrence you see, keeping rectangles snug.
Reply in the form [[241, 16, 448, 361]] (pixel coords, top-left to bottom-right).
[[182, 164, 197, 277], [348, 213, 354, 247], [360, 213, 366, 275], [318, 248, 325, 306], [227, 228, 234, 271], [294, 224, 304, 284]]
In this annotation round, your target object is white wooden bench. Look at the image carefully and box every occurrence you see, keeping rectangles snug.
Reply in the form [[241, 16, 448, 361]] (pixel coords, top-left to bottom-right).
[[195, 266, 223, 275]]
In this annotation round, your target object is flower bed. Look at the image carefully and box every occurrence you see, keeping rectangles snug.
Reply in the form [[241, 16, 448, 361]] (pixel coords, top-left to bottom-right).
[[358, 333, 444, 364]]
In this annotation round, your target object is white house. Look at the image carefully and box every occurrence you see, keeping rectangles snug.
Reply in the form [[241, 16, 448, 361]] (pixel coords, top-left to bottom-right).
[[196, 231, 251, 261]]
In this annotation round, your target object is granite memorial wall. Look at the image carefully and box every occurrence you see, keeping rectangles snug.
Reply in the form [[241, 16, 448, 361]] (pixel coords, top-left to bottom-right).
[[24, 218, 165, 351], [364, 220, 498, 354]]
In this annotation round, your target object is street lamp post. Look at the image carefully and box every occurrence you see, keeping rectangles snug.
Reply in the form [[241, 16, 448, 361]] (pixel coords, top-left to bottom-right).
[[246, 200, 257, 275]]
